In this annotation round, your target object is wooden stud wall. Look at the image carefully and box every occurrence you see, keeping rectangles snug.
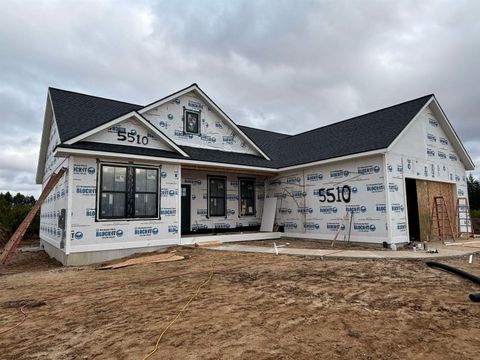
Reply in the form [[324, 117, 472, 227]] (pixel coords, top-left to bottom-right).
[[415, 180, 456, 241]]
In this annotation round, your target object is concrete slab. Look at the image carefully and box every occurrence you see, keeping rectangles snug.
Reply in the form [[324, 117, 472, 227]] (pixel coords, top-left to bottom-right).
[[181, 231, 281, 245], [206, 243, 480, 260]]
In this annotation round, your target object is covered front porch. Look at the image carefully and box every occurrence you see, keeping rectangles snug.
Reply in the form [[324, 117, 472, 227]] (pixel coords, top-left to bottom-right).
[[179, 163, 278, 242]]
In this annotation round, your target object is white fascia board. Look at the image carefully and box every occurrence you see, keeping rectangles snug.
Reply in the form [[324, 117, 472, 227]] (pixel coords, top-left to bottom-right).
[[138, 84, 271, 161], [35, 91, 56, 184], [429, 97, 475, 170], [54, 146, 279, 174], [277, 149, 387, 172], [386, 96, 433, 151], [64, 111, 189, 157]]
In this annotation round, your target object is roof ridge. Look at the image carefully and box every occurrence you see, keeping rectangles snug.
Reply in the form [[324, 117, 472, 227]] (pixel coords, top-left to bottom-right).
[[48, 87, 143, 107], [285, 93, 434, 140]]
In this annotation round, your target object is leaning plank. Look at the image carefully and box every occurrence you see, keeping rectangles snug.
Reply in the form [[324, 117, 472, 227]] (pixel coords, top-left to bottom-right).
[[98, 253, 184, 270], [1, 168, 66, 264]]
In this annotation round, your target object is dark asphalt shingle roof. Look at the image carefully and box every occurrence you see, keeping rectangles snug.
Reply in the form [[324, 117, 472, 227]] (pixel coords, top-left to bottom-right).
[[276, 94, 433, 167], [49, 88, 142, 142], [58, 141, 186, 161], [58, 142, 279, 168], [237, 125, 291, 161], [48, 87, 433, 169]]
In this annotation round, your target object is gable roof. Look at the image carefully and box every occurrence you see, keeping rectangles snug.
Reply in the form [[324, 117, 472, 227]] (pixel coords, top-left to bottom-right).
[[40, 86, 474, 181], [68, 110, 190, 157], [137, 83, 271, 160], [49, 87, 142, 142]]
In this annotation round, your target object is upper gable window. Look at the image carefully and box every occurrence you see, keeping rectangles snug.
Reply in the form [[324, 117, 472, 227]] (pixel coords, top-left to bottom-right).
[[184, 109, 201, 135]]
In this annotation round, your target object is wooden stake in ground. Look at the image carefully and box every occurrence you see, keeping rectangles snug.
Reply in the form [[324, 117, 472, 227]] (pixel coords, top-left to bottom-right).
[[331, 212, 350, 247]]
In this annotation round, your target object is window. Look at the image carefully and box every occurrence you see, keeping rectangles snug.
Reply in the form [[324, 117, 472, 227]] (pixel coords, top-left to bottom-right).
[[208, 176, 226, 217], [99, 164, 159, 219], [184, 109, 200, 134], [239, 178, 255, 216], [134, 168, 159, 217], [99, 166, 127, 219]]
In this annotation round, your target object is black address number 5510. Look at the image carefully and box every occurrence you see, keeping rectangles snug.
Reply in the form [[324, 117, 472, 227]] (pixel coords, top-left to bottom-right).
[[117, 130, 149, 145], [318, 185, 351, 203]]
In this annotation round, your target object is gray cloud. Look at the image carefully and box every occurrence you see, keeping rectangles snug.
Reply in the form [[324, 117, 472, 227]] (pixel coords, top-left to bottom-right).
[[0, 0, 479, 196]]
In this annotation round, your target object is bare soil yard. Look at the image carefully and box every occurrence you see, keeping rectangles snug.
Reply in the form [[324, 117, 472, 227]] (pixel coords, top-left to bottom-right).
[[1, 246, 479, 359], [236, 238, 391, 250]]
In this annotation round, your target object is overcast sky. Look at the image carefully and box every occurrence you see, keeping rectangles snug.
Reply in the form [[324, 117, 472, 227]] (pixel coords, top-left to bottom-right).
[[0, 0, 479, 196]]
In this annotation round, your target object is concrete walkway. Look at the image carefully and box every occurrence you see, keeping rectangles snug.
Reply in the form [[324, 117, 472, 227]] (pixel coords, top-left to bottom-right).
[[206, 243, 480, 260]]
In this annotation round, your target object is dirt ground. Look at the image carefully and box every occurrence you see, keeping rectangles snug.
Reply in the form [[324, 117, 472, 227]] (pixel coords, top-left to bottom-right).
[[1, 246, 479, 360]]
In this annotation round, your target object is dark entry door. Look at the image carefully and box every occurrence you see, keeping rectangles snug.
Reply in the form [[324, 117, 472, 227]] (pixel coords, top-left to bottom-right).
[[405, 178, 420, 242], [181, 184, 191, 234]]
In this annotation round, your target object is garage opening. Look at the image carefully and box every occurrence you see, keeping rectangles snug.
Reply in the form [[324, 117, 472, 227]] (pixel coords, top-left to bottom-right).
[[405, 178, 420, 242], [404, 178, 456, 242]]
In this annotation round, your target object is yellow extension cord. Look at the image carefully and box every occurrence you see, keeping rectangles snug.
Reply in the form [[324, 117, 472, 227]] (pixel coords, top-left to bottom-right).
[[142, 270, 214, 360]]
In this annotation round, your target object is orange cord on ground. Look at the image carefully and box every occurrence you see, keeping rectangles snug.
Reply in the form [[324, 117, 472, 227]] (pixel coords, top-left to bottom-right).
[[0, 264, 228, 336], [0, 304, 28, 336]]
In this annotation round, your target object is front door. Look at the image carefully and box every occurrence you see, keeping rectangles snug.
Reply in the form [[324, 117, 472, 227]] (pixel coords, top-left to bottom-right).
[[181, 184, 191, 234]]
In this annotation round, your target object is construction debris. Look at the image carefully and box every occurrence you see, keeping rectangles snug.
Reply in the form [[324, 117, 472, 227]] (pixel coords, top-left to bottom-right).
[[19, 246, 42, 253], [194, 241, 223, 247], [98, 253, 185, 270]]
